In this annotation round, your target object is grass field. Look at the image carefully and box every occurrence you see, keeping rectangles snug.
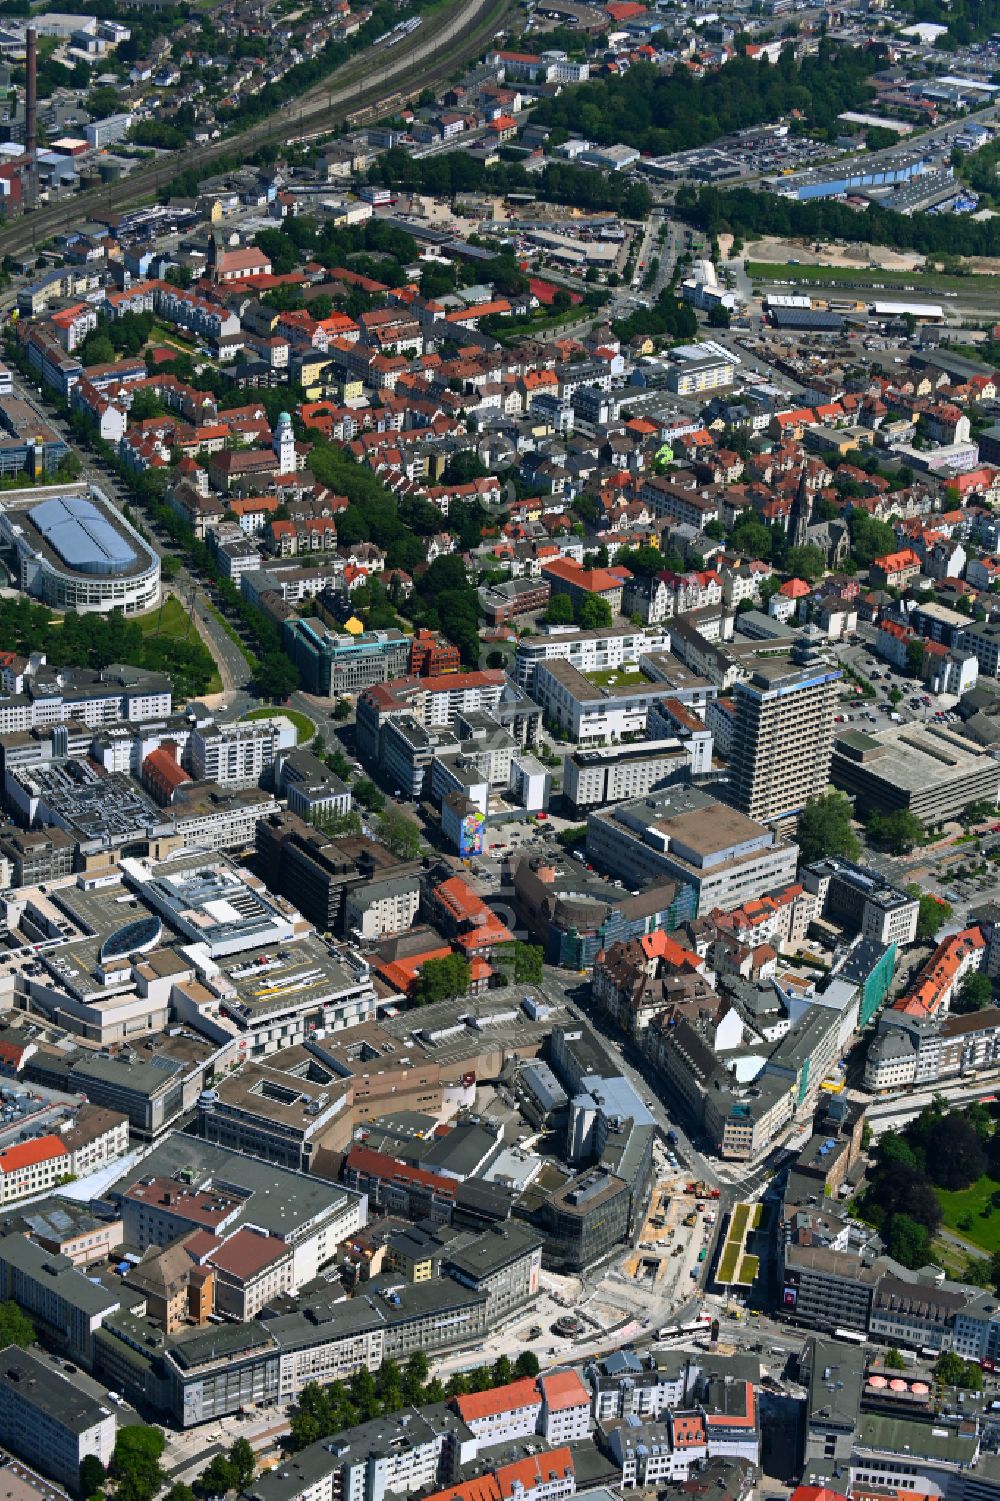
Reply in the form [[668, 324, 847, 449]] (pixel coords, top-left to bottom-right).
[[587, 667, 648, 689], [746, 261, 979, 294], [137, 596, 222, 694], [136, 596, 192, 638], [936, 1174, 1000, 1254], [243, 705, 315, 744]]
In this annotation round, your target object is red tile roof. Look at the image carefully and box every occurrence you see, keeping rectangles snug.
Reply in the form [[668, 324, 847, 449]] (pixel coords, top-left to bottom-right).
[[0, 1135, 67, 1174], [538, 1371, 589, 1411], [422, 1480, 501, 1501], [496, 1448, 574, 1500], [345, 1143, 457, 1198], [541, 557, 624, 594], [455, 1379, 540, 1423]]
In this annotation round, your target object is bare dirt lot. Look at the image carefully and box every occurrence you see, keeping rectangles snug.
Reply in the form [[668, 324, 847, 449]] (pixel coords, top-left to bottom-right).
[[733, 234, 925, 270], [721, 232, 1000, 280]]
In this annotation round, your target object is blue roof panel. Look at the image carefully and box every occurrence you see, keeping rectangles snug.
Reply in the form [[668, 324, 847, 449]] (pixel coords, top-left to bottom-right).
[[30, 495, 136, 577]]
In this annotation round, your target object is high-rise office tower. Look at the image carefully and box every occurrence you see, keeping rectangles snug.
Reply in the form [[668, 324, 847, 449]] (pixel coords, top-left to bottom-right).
[[729, 652, 841, 824]]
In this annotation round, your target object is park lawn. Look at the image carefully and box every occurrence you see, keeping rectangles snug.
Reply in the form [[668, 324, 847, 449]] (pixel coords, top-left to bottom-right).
[[936, 1174, 1000, 1254], [243, 705, 315, 745], [136, 597, 222, 694], [137, 596, 197, 641]]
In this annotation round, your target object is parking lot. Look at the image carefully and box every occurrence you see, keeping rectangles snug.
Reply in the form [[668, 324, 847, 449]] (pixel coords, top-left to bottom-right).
[[829, 632, 960, 734]]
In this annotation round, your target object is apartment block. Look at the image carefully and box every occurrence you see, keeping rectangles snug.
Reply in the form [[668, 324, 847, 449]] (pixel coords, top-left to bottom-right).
[[514, 626, 670, 693], [188, 716, 296, 789]]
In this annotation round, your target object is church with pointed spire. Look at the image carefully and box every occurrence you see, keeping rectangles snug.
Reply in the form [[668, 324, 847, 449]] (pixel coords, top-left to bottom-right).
[[787, 465, 850, 566]]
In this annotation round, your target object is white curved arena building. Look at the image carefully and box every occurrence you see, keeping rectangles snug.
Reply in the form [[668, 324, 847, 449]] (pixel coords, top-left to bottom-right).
[[0, 485, 160, 614]]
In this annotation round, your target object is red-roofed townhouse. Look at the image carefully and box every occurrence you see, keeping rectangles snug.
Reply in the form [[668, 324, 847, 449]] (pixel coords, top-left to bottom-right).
[[495, 1448, 575, 1501], [0, 1134, 68, 1203], [894, 927, 986, 1021], [454, 1380, 542, 1444], [538, 1371, 591, 1442], [870, 548, 922, 589]]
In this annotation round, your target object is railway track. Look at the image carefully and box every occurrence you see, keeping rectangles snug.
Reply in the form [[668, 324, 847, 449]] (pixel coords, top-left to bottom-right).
[[0, 0, 511, 256]]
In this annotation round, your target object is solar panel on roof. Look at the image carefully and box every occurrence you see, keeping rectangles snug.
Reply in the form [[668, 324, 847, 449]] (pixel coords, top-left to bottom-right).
[[29, 495, 136, 577], [770, 307, 845, 331]]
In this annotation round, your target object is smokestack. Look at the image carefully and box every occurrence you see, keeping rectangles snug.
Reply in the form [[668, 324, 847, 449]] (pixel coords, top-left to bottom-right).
[[25, 26, 36, 207]]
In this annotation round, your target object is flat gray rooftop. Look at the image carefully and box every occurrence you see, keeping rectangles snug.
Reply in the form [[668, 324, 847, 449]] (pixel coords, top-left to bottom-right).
[[0, 1346, 113, 1432], [103, 1137, 358, 1238]]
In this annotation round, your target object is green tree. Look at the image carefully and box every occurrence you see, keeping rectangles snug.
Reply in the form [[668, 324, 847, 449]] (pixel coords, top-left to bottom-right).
[[353, 778, 385, 812], [378, 805, 421, 860], [964, 1256, 995, 1289], [375, 1359, 403, 1413], [936, 1350, 984, 1389], [80, 1458, 106, 1499], [867, 808, 923, 854], [905, 639, 926, 679], [413, 953, 471, 1006], [514, 1351, 540, 1378], [576, 594, 613, 629], [80, 333, 115, 367], [348, 1366, 380, 1422], [848, 511, 895, 567], [167, 1487, 196, 1501], [86, 84, 120, 118], [885, 1212, 931, 1270], [112, 1427, 167, 1501], [511, 942, 544, 984], [783, 544, 826, 583], [228, 1440, 255, 1492], [545, 593, 574, 625], [442, 451, 488, 485], [954, 971, 993, 1014], [129, 388, 167, 422], [557, 824, 587, 848], [0, 1301, 34, 1348], [961, 799, 998, 826], [326, 746, 352, 782], [255, 651, 300, 699], [907, 887, 953, 942], [312, 808, 362, 839], [883, 1348, 906, 1372], [797, 791, 860, 864], [196, 1456, 237, 1498], [925, 1113, 987, 1191], [403, 1351, 430, 1403]]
